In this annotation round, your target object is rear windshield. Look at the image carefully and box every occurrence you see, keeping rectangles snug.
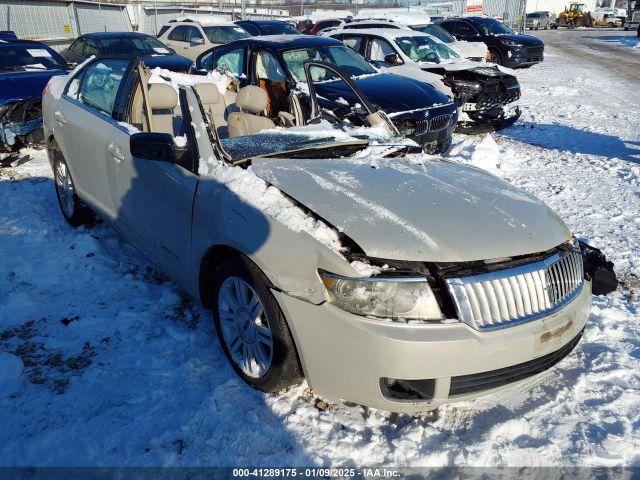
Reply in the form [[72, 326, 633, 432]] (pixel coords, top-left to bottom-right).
[[0, 44, 66, 72], [203, 26, 250, 44], [100, 36, 175, 56], [259, 23, 301, 35]]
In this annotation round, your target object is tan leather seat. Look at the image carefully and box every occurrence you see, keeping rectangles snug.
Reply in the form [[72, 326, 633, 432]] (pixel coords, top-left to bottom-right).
[[194, 82, 236, 138], [228, 86, 275, 138], [147, 83, 180, 135]]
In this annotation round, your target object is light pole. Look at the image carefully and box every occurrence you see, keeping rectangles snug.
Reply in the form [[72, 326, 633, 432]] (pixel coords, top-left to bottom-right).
[[154, 0, 158, 36]]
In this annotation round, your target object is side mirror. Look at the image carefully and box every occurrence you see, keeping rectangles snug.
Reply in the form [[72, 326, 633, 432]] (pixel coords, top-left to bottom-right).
[[191, 37, 205, 46], [67, 61, 79, 70], [130, 132, 184, 163], [384, 53, 402, 65]]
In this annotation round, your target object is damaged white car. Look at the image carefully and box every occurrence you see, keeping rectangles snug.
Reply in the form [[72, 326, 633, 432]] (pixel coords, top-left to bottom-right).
[[42, 57, 616, 413]]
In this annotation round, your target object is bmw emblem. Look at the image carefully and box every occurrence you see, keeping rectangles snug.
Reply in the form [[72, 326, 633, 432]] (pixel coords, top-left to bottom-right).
[[424, 110, 430, 118]]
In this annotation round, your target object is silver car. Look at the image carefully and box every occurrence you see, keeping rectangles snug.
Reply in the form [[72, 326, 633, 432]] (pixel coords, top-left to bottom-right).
[[526, 12, 555, 30], [42, 57, 593, 413]]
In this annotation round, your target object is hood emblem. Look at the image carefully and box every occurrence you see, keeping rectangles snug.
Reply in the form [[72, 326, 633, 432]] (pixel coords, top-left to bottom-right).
[[424, 111, 430, 118]]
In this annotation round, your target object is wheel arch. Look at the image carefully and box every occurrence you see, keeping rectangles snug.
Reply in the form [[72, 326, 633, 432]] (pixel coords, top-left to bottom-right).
[[199, 244, 245, 309], [198, 243, 307, 379]]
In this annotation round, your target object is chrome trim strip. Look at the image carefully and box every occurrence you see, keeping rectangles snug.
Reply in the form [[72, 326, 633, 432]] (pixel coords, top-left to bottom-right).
[[445, 250, 584, 331]]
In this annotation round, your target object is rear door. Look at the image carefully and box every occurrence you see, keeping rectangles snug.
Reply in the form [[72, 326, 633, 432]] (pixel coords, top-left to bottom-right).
[[166, 25, 189, 53], [56, 57, 132, 219], [337, 34, 367, 56]]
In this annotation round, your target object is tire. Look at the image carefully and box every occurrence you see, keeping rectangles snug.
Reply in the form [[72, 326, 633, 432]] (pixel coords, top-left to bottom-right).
[[48, 140, 94, 227], [211, 256, 303, 393], [487, 48, 503, 66]]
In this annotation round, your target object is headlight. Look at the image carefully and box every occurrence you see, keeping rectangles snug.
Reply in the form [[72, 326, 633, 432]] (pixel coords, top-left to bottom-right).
[[319, 271, 443, 321], [446, 79, 483, 95], [499, 38, 524, 47], [397, 119, 416, 135]]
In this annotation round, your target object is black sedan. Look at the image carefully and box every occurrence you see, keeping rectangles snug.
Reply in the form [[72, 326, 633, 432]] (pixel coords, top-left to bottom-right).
[[195, 35, 458, 152], [437, 17, 544, 68], [234, 20, 302, 36], [61, 32, 193, 72]]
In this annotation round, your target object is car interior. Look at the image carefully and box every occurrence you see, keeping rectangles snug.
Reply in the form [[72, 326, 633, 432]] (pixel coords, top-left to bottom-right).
[[128, 66, 297, 142]]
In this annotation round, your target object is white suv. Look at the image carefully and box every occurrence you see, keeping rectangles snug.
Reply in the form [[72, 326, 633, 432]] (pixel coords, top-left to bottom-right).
[[157, 17, 250, 61]]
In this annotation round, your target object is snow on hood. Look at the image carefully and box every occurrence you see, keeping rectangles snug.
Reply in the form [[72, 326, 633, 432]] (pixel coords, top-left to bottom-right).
[[251, 154, 571, 262], [449, 40, 488, 60], [198, 154, 345, 256]]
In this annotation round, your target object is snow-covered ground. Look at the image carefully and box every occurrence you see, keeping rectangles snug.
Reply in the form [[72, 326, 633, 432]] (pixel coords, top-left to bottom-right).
[[1, 48, 639, 467]]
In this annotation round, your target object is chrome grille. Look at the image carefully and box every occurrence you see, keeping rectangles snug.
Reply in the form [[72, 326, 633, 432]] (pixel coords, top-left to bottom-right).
[[429, 114, 451, 132], [445, 251, 584, 331], [415, 119, 429, 134]]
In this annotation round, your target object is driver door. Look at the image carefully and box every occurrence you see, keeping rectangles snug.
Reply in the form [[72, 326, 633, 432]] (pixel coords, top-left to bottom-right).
[[107, 80, 198, 284], [254, 50, 290, 121]]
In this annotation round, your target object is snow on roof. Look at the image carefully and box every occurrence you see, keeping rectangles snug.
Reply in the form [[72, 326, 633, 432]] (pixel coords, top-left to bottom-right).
[[354, 9, 432, 25], [290, 9, 354, 21], [172, 15, 234, 26], [327, 27, 439, 42]]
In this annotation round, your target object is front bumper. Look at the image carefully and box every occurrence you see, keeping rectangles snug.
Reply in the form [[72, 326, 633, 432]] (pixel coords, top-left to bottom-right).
[[274, 281, 591, 413], [393, 107, 458, 153], [457, 105, 522, 134], [503, 46, 544, 67]]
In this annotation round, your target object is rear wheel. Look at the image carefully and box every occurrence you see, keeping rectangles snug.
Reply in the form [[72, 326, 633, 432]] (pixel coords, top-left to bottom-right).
[[49, 140, 93, 227], [211, 256, 303, 393]]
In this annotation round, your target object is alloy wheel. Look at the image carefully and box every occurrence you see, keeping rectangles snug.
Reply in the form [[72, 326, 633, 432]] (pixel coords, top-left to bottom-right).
[[54, 158, 75, 219], [217, 276, 274, 379]]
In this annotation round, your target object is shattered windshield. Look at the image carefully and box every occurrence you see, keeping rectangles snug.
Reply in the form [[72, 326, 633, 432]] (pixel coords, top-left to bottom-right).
[[100, 36, 175, 56], [395, 36, 460, 63], [0, 45, 66, 71], [282, 45, 376, 82], [218, 122, 396, 161]]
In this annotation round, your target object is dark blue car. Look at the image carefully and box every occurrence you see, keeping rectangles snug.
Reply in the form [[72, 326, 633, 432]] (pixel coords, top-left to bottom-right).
[[438, 17, 544, 68], [61, 32, 192, 72], [0, 39, 69, 151], [234, 20, 302, 36]]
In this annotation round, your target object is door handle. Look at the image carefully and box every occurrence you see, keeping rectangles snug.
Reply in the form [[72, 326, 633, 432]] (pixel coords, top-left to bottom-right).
[[54, 111, 68, 124], [108, 143, 125, 162]]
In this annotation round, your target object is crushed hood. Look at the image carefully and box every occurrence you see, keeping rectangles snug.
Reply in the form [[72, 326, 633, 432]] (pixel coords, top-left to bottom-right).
[[251, 157, 570, 262]]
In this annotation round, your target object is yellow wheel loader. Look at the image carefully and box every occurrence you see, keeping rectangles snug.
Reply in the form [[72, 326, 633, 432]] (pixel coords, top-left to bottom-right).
[[557, 3, 595, 28]]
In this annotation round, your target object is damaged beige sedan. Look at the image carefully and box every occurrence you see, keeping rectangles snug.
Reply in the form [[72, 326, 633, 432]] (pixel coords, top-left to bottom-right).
[[41, 57, 614, 414]]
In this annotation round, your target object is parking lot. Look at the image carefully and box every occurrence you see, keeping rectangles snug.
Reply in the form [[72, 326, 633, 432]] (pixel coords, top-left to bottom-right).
[[1, 28, 639, 467], [535, 28, 640, 85]]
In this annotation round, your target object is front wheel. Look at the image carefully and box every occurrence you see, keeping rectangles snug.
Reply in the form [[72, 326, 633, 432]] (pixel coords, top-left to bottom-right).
[[211, 256, 303, 393], [49, 141, 93, 227], [487, 48, 503, 66]]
